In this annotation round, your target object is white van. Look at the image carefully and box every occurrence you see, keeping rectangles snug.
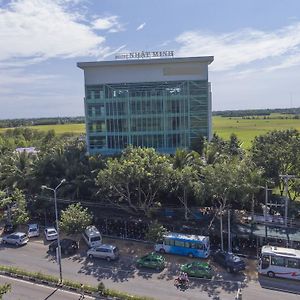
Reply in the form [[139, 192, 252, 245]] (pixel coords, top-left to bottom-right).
[[82, 226, 102, 248]]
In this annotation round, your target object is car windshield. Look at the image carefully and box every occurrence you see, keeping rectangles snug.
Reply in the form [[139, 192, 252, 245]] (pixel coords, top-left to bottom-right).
[[228, 254, 241, 262], [91, 236, 100, 242], [48, 230, 56, 235]]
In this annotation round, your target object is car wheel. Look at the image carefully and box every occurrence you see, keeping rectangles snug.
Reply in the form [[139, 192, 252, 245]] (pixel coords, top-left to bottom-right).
[[159, 248, 165, 254], [226, 267, 232, 273], [267, 271, 275, 278], [2, 240, 6, 244], [188, 253, 194, 258], [88, 254, 93, 259], [64, 249, 69, 255], [15, 242, 19, 247], [106, 257, 111, 262]]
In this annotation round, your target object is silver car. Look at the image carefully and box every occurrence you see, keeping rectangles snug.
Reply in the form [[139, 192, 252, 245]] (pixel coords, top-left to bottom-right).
[[28, 224, 39, 238], [2, 232, 29, 246], [87, 244, 119, 261]]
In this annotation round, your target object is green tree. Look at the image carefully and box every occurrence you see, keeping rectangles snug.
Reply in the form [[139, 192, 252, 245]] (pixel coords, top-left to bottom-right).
[[203, 157, 262, 250], [59, 203, 92, 235], [227, 133, 244, 157], [172, 166, 203, 220], [203, 134, 228, 164], [0, 283, 11, 299], [145, 221, 167, 243], [0, 189, 29, 225], [171, 149, 204, 219], [0, 150, 36, 193], [251, 129, 300, 196], [96, 147, 172, 216], [190, 134, 205, 155]]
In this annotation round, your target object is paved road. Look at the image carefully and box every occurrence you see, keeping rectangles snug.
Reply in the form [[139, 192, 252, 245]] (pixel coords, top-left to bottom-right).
[[0, 275, 95, 300], [0, 239, 299, 300]]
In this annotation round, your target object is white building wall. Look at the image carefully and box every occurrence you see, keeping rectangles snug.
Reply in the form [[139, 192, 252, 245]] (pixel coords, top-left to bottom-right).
[[83, 61, 209, 85]]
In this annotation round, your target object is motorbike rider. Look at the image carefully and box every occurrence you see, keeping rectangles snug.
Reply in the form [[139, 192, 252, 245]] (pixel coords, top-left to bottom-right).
[[177, 272, 189, 285]]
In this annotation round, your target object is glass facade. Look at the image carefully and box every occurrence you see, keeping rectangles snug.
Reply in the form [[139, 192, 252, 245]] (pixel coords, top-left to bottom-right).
[[85, 80, 211, 155]]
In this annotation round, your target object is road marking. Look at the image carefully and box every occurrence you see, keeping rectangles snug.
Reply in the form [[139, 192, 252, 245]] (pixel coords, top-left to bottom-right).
[[0, 274, 95, 299]]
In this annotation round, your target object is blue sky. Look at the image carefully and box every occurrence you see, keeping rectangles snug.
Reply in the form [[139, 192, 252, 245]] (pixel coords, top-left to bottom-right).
[[1, 0, 300, 118]]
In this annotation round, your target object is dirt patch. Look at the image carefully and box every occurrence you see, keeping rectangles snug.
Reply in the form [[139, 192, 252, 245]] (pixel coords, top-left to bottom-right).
[[103, 237, 153, 257]]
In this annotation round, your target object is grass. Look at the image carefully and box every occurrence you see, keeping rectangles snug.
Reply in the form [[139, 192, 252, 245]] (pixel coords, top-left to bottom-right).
[[1, 114, 300, 149], [213, 115, 300, 148], [0, 124, 85, 135]]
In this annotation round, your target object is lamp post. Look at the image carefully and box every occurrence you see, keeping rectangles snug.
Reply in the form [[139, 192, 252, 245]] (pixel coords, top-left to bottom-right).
[[41, 179, 66, 283]]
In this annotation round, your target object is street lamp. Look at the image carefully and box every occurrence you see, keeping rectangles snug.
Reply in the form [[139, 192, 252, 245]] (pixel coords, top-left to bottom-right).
[[41, 179, 66, 283]]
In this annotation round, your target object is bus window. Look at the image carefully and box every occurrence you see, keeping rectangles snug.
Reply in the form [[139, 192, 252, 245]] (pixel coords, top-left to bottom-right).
[[197, 244, 204, 250], [166, 239, 175, 246], [190, 243, 197, 249], [184, 242, 191, 248], [174, 240, 185, 247], [286, 258, 299, 269], [271, 256, 285, 267]]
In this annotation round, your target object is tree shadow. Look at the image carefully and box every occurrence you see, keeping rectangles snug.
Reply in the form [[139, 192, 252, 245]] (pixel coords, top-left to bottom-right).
[[77, 255, 136, 283], [258, 274, 300, 294]]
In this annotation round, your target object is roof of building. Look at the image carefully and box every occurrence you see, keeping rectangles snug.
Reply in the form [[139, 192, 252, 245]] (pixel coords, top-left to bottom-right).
[[77, 56, 214, 69]]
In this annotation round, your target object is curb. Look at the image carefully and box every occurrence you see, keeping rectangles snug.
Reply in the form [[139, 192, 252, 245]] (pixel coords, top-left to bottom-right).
[[0, 271, 110, 299]]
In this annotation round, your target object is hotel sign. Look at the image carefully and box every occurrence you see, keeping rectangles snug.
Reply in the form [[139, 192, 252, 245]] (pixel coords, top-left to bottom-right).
[[115, 50, 174, 60]]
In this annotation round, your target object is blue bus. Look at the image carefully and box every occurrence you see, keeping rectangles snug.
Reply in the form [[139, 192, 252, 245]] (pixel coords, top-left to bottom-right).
[[154, 232, 210, 258]]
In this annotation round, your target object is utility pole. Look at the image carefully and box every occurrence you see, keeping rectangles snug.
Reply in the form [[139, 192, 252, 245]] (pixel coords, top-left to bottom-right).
[[41, 179, 66, 283], [264, 182, 268, 240], [228, 209, 231, 253], [279, 175, 296, 227]]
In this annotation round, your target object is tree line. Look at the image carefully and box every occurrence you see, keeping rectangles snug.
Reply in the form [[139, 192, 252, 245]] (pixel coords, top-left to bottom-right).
[[0, 117, 85, 128], [213, 107, 300, 117], [0, 127, 300, 226]]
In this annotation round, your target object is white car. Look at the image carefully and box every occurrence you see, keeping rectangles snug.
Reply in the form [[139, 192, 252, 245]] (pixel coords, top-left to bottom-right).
[[28, 224, 40, 238], [2, 232, 29, 246], [87, 244, 119, 261], [44, 227, 58, 241]]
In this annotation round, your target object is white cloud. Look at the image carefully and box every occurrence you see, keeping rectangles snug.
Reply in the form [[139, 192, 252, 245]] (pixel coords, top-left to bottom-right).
[[175, 23, 300, 72], [136, 22, 146, 31], [0, 68, 58, 86], [0, 0, 109, 66], [92, 16, 124, 33]]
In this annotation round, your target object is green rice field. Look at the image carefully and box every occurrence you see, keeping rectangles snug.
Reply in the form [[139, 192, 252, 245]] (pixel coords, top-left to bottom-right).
[[213, 115, 300, 148], [1, 114, 300, 148], [0, 123, 85, 135]]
